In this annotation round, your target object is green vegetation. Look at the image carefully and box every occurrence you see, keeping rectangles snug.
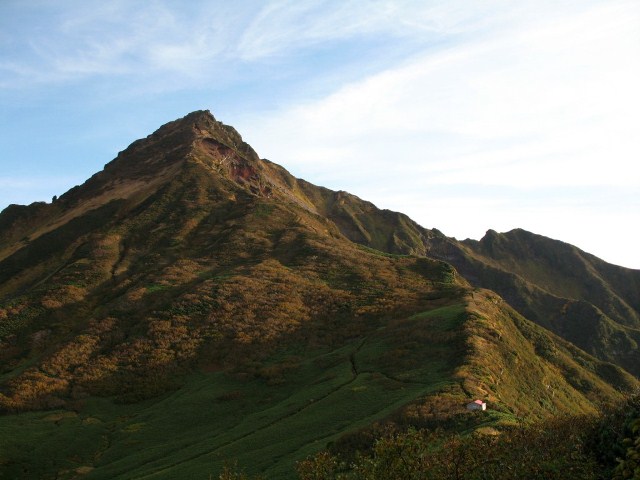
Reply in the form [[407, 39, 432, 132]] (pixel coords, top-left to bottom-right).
[[0, 336, 446, 479], [297, 418, 601, 479], [0, 110, 638, 479], [293, 395, 640, 480], [211, 395, 640, 479], [439, 229, 640, 377], [355, 244, 408, 259]]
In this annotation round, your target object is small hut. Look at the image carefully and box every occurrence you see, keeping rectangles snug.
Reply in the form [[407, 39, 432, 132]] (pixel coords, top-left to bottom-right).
[[466, 399, 487, 411]]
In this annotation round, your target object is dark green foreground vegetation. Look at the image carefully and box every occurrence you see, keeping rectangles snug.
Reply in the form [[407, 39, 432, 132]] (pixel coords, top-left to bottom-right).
[[220, 396, 640, 480], [0, 340, 439, 479]]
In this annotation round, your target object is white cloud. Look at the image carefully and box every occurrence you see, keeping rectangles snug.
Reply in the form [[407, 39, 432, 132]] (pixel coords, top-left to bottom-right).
[[0, 1, 243, 87], [244, 1, 640, 189], [0, 0, 535, 89], [2, 0, 638, 267], [234, 0, 575, 61], [234, 0, 640, 267], [236, 0, 420, 60]]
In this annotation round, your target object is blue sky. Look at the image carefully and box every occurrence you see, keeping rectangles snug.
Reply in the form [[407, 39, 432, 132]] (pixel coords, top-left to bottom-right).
[[1, 0, 639, 268]]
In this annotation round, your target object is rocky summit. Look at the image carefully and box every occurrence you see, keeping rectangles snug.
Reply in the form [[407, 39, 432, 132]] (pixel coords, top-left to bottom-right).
[[0, 111, 638, 479]]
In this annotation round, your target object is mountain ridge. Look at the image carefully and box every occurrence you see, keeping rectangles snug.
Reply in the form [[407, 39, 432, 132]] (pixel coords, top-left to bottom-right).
[[0, 110, 638, 479]]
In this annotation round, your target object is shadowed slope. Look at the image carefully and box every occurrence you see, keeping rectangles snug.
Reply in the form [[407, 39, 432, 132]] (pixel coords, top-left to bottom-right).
[[309, 195, 640, 378], [426, 229, 640, 377]]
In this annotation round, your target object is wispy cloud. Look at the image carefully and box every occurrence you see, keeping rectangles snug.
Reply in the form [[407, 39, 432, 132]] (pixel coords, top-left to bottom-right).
[[0, 1, 242, 88], [236, 0, 412, 60], [234, 0, 505, 61], [1, 0, 638, 266], [243, 1, 640, 188], [232, 0, 640, 266], [0, 0, 523, 89]]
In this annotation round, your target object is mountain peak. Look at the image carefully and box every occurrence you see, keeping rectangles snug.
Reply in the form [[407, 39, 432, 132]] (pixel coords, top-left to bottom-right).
[[1, 109, 639, 479], [188, 110, 260, 164], [183, 108, 214, 121], [134, 109, 260, 167], [52, 110, 264, 206]]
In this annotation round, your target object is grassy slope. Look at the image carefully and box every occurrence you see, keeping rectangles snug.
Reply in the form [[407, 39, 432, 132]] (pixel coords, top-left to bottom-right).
[[450, 230, 640, 377], [1, 111, 638, 479], [461, 229, 640, 327], [0, 305, 460, 479], [3, 296, 634, 480], [316, 202, 640, 379], [459, 290, 637, 417], [0, 126, 473, 477]]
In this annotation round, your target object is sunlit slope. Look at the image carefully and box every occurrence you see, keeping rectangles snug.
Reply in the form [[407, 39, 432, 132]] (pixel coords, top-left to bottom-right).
[[1, 293, 635, 479]]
